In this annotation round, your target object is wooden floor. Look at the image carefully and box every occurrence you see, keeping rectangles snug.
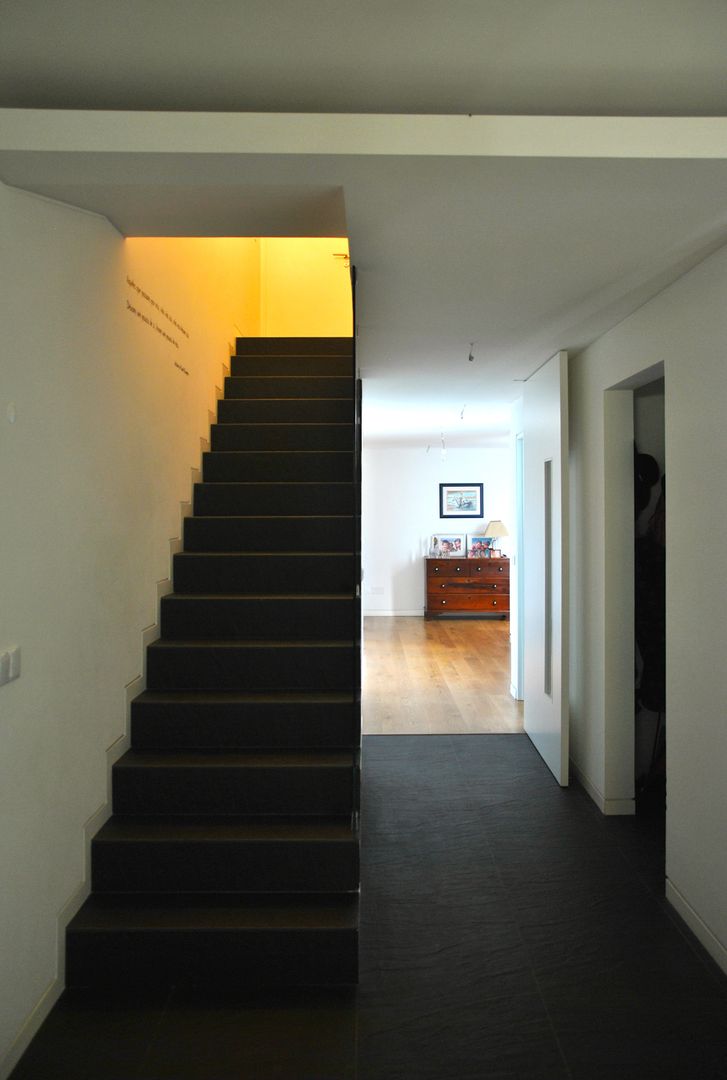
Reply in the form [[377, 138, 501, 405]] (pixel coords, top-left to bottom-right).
[[362, 616, 524, 734]]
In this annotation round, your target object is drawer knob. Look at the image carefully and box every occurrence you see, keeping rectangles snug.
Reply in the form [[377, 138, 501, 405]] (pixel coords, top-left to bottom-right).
[[441, 600, 447, 605], [493, 600, 497, 606], [455, 565, 462, 572], [433, 566, 439, 573]]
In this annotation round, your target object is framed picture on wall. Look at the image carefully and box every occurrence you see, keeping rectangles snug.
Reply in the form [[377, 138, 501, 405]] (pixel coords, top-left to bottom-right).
[[431, 535, 464, 557], [439, 483, 483, 519]]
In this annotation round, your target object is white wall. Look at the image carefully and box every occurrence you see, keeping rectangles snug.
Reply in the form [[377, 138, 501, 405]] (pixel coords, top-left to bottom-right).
[[570, 242, 727, 973], [0, 184, 258, 1074], [362, 445, 513, 615]]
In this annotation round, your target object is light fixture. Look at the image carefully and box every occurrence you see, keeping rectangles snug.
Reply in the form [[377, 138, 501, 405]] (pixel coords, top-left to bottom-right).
[[468, 342, 475, 363], [483, 519, 509, 556]]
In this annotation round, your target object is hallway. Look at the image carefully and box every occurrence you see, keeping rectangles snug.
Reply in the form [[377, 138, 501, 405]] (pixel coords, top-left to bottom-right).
[[11, 736, 727, 1080], [362, 617, 523, 734]]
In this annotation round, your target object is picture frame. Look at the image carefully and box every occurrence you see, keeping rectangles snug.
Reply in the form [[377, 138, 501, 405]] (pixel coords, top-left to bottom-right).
[[430, 534, 464, 557], [467, 535, 493, 558], [439, 483, 483, 519]]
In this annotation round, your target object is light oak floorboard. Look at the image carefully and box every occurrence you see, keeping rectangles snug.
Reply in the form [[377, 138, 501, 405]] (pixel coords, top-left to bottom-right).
[[362, 616, 524, 735]]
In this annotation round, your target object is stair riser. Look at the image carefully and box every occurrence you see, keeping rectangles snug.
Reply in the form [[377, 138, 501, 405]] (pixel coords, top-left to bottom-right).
[[113, 767, 356, 815], [183, 516, 355, 553], [173, 554, 355, 594], [130, 699, 361, 750], [160, 597, 358, 641], [92, 841, 359, 893], [236, 337, 353, 356], [211, 424, 354, 451], [225, 377, 352, 400], [67, 930, 358, 988], [202, 452, 353, 483], [218, 399, 354, 423], [193, 483, 356, 516], [230, 356, 353, 377], [147, 646, 357, 691]]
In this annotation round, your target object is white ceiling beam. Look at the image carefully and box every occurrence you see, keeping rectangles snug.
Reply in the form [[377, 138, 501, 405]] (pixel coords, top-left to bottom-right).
[[3, 109, 727, 159]]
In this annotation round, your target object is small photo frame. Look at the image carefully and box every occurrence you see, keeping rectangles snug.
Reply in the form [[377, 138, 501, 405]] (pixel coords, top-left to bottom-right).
[[430, 534, 464, 557], [467, 535, 494, 558], [439, 483, 483, 519]]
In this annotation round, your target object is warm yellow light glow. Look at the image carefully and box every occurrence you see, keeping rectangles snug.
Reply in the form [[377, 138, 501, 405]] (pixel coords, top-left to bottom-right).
[[124, 236, 352, 341], [260, 238, 352, 338]]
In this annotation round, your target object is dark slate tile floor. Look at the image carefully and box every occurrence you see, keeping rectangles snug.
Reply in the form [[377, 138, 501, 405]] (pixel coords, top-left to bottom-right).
[[11, 735, 727, 1080]]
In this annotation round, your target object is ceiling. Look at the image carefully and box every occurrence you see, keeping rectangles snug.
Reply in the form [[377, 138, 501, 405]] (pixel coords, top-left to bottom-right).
[[2, 1, 727, 446]]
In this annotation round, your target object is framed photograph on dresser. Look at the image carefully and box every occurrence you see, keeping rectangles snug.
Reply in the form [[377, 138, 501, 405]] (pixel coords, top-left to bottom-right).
[[430, 534, 464, 556], [467, 535, 493, 557]]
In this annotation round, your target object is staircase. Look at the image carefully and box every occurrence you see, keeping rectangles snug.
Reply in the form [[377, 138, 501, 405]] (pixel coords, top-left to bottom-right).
[[66, 336, 361, 988]]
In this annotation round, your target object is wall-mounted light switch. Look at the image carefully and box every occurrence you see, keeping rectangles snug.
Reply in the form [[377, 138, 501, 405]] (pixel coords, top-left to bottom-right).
[[8, 647, 21, 680], [0, 647, 20, 686]]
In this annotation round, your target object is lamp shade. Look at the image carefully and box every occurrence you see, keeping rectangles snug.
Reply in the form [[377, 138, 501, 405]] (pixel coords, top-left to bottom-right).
[[483, 520, 508, 539]]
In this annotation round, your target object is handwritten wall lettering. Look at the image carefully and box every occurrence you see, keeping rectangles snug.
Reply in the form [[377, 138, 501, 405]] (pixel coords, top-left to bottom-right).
[[126, 299, 181, 349], [126, 278, 191, 341]]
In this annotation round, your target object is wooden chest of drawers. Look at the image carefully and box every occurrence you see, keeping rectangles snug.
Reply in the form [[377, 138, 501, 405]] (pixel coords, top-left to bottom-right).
[[425, 557, 510, 619]]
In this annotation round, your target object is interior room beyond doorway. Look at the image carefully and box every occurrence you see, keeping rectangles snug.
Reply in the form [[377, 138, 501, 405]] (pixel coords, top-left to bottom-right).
[[362, 616, 523, 734]]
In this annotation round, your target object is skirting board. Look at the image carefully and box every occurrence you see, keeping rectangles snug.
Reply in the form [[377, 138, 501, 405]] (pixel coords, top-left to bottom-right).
[[363, 609, 423, 617], [569, 758, 635, 816], [666, 880, 727, 978]]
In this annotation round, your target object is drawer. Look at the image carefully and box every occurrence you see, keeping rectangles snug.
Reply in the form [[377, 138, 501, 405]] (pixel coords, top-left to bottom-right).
[[468, 560, 509, 582], [427, 593, 510, 613], [427, 560, 471, 578], [428, 579, 508, 593]]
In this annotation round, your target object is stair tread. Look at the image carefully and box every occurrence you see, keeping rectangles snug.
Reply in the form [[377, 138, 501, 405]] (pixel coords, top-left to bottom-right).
[[206, 450, 352, 455], [186, 514, 354, 520], [149, 635, 356, 643], [195, 481, 354, 486], [70, 893, 359, 931], [164, 596, 354, 604], [134, 689, 356, 703], [213, 422, 353, 427], [96, 816, 356, 842], [175, 551, 353, 556], [116, 750, 355, 768]]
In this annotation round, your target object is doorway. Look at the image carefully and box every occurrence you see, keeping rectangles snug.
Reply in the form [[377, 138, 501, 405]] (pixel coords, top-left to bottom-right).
[[634, 377, 666, 802], [602, 361, 666, 815]]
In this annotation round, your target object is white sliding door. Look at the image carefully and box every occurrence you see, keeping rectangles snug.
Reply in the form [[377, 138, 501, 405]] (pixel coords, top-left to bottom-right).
[[523, 350, 569, 785]]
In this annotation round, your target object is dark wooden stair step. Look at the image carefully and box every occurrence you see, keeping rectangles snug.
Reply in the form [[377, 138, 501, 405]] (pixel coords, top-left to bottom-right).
[[130, 690, 360, 750], [224, 376, 353, 400], [112, 749, 358, 816], [211, 422, 354, 451], [146, 639, 359, 692], [235, 337, 353, 356], [183, 514, 356, 552], [160, 594, 358, 640], [217, 398, 354, 423], [173, 551, 356, 594], [67, 892, 359, 988], [193, 482, 356, 516], [92, 815, 359, 893], [202, 450, 353, 483], [230, 355, 353, 377]]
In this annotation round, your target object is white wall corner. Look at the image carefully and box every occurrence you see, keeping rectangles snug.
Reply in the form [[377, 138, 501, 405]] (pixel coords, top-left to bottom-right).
[[570, 757, 635, 816], [665, 880, 727, 978]]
